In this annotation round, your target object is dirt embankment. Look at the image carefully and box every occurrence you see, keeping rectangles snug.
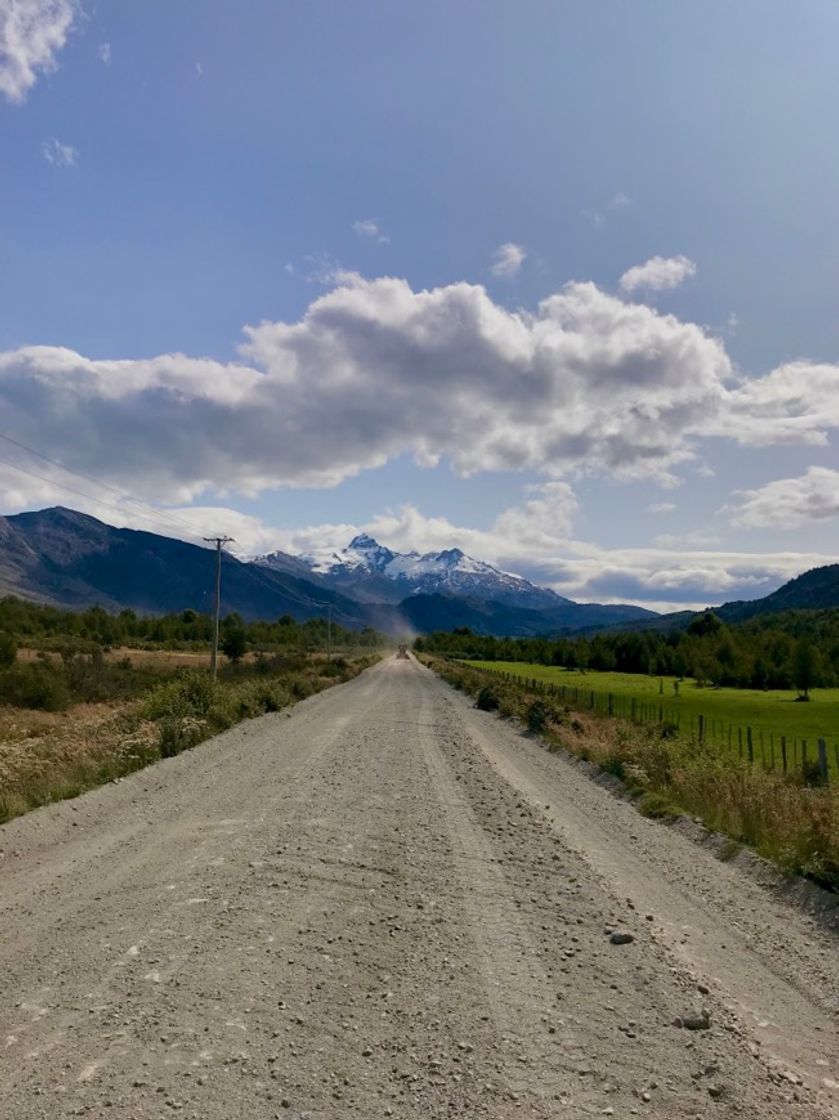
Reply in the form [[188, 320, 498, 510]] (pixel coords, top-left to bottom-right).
[[1, 656, 837, 1118]]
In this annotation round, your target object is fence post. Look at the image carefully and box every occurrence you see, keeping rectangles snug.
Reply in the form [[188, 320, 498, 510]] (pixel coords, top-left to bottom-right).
[[747, 726, 753, 766], [781, 736, 787, 774], [818, 739, 828, 785], [608, 693, 613, 716], [698, 714, 705, 743], [802, 740, 808, 778], [738, 726, 743, 759]]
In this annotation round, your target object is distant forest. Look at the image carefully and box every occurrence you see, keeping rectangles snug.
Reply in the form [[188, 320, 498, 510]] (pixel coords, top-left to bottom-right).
[[416, 609, 839, 693], [0, 597, 382, 655]]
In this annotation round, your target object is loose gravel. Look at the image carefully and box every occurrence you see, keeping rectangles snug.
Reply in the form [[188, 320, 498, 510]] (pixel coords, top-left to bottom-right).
[[1, 656, 837, 1118]]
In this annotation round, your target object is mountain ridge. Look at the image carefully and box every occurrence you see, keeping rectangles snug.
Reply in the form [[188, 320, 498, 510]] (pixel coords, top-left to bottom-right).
[[5, 507, 832, 639], [257, 532, 575, 611]]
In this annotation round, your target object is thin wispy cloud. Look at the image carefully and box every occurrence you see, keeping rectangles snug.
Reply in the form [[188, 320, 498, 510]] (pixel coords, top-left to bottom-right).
[[195, 60, 203, 77], [97, 41, 111, 65], [489, 242, 526, 278], [620, 254, 696, 294], [648, 501, 677, 514], [582, 192, 631, 229], [41, 136, 77, 166], [352, 218, 390, 244], [726, 467, 839, 529]]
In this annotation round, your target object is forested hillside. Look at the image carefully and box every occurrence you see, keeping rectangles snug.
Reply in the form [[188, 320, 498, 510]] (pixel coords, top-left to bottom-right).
[[417, 607, 839, 692]]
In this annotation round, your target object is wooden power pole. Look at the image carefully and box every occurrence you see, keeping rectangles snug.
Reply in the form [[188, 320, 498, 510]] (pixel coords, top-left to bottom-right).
[[204, 536, 234, 680]]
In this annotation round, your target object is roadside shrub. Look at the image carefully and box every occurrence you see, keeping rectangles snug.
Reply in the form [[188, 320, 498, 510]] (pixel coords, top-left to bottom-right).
[[0, 631, 17, 668], [639, 791, 680, 820], [476, 685, 500, 711], [802, 758, 826, 788], [526, 699, 552, 733], [0, 663, 72, 711], [159, 715, 207, 758]]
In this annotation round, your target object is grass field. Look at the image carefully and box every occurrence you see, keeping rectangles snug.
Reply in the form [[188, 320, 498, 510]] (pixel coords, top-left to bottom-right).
[[465, 661, 839, 764]]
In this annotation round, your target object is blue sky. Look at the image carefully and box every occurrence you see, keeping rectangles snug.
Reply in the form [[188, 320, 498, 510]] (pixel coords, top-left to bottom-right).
[[2, 0, 839, 610]]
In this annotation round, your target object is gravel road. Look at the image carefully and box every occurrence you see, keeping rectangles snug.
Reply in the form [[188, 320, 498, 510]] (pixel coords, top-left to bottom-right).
[[2, 655, 838, 1119]]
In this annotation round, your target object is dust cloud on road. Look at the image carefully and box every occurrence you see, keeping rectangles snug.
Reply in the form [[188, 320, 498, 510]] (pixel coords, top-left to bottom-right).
[[2, 656, 838, 1118]]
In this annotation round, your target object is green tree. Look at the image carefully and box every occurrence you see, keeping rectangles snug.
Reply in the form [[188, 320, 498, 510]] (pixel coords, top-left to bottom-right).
[[221, 627, 248, 663], [792, 639, 819, 701]]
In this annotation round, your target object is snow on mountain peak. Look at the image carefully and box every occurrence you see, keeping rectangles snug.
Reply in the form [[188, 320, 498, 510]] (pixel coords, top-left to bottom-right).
[[296, 535, 566, 608]]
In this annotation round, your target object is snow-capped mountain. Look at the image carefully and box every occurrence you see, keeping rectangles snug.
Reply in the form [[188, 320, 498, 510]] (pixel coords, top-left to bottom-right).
[[257, 533, 570, 611]]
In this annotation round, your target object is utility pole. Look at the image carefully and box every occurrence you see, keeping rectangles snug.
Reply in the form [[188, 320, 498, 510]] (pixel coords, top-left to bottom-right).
[[204, 536, 234, 681], [327, 603, 332, 662]]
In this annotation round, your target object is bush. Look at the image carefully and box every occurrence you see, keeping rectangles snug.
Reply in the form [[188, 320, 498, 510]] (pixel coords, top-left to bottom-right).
[[0, 631, 17, 668], [0, 663, 72, 711], [526, 699, 552, 733], [159, 715, 207, 758], [476, 685, 500, 711]]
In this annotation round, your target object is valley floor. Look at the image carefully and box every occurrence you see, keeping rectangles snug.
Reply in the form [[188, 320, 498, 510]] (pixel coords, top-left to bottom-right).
[[1, 656, 838, 1118]]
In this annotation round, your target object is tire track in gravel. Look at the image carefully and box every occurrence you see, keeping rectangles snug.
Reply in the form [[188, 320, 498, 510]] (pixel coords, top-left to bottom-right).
[[1, 655, 837, 1119], [425, 660, 839, 1117]]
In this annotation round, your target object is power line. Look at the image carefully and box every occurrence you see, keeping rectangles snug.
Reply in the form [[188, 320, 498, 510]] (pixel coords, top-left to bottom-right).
[[0, 431, 214, 541], [0, 430, 366, 629], [0, 454, 206, 545], [241, 558, 362, 625]]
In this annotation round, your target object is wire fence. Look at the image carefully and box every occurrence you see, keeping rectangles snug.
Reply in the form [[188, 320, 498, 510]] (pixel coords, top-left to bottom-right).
[[479, 667, 839, 785]]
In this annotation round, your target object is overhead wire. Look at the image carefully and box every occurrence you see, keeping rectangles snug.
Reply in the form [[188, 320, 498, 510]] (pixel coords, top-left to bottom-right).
[[0, 432, 365, 626], [0, 431, 214, 542]]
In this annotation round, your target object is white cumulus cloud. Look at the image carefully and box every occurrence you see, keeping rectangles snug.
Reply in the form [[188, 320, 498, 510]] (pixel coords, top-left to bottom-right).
[[490, 242, 526, 278], [2, 273, 839, 515], [620, 254, 696, 294], [41, 135, 76, 165], [726, 466, 839, 529], [0, 0, 75, 103]]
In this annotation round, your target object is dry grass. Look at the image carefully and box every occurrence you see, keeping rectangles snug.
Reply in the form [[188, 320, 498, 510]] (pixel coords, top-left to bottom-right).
[[0, 653, 380, 825], [0, 702, 158, 820]]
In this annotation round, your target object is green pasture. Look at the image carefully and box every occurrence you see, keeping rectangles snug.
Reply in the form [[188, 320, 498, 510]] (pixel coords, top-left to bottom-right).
[[465, 661, 839, 760]]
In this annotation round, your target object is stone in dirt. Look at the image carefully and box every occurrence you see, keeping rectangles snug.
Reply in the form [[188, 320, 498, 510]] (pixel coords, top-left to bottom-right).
[[608, 931, 635, 945]]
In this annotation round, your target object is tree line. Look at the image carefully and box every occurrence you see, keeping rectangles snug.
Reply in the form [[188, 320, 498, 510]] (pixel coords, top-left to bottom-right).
[[0, 596, 383, 663], [415, 608, 839, 696]]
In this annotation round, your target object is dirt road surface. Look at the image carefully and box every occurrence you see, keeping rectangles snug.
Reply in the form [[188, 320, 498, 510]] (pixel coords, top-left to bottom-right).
[[2, 656, 838, 1119]]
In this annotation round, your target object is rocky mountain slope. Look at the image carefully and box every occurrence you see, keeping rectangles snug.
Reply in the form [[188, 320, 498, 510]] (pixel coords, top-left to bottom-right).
[[0, 507, 366, 624]]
